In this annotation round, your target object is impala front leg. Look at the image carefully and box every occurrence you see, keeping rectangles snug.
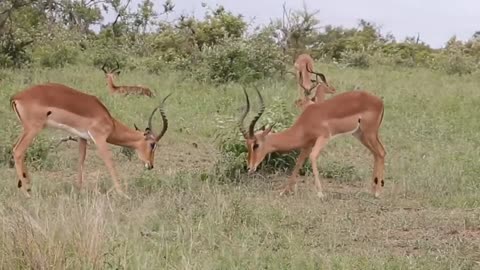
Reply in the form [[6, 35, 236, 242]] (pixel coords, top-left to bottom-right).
[[280, 146, 312, 196], [95, 140, 130, 200]]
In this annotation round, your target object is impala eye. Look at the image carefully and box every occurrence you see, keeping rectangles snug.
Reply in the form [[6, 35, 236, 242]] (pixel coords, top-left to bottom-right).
[[253, 143, 259, 150], [150, 143, 156, 150]]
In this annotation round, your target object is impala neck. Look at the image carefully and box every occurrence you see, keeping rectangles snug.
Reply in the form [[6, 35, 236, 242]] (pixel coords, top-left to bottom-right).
[[265, 126, 306, 153], [106, 75, 117, 92], [315, 89, 325, 102], [107, 119, 143, 148]]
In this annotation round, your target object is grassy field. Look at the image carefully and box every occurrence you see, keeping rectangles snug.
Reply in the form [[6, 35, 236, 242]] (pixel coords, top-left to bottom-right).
[[0, 64, 479, 269]]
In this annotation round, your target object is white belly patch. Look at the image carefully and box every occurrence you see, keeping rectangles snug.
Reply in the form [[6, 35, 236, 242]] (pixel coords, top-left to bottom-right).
[[46, 120, 92, 140], [329, 121, 361, 140]]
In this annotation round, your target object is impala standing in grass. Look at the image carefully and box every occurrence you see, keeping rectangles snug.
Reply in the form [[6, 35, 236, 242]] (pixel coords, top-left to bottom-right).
[[239, 87, 386, 198], [10, 82, 171, 198]]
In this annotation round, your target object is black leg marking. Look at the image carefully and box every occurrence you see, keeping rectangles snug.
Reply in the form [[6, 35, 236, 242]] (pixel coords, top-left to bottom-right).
[[374, 177, 378, 185], [381, 179, 385, 187], [26, 188, 31, 192], [17, 180, 22, 188], [22, 172, 26, 178], [46, 111, 52, 116]]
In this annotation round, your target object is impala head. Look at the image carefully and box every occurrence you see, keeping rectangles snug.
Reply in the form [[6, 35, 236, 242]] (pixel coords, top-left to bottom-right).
[[300, 71, 336, 96], [296, 72, 336, 109], [238, 87, 275, 173], [101, 61, 121, 81], [133, 93, 172, 169]]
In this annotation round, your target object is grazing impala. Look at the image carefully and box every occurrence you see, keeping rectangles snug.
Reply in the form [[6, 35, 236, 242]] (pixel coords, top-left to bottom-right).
[[293, 53, 327, 100], [238, 87, 386, 198], [294, 72, 336, 110], [102, 61, 154, 97], [10, 83, 171, 198]]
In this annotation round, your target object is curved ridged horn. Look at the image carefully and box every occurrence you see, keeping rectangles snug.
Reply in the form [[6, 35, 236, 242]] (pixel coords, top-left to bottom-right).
[[101, 63, 108, 74], [317, 73, 327, 84], [306, 65, 328, 84], [147, 93, 172, 141], [155, 93, 172, 141], [248, 86, 265, 137], [112, 60, 120, 72], [299, 71, 318, 97], [238, 87, 250, 138]]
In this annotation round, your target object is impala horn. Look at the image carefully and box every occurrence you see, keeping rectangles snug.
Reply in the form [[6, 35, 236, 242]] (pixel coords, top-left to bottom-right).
[[306, 65, 328, 85], [111, 60, 120, 73], [101, 63, 108, 74], [248, 86, 265, 138], [238, 87, 250, 138], [299, 72, 318, 97], [147, 93, 173, 141], [316, 73, 328, 85]]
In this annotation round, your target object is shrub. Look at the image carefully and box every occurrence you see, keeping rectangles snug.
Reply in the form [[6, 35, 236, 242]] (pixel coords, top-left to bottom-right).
[[90, 42, 129, 70], [439, 53, 477, 75], [0, 33, 33, 68], [339, 49, 370, 68], [212, 93, 310, 182], [34, 45, 79, 68], [31, 27, 83, 68], [189, 36, 286, 84]]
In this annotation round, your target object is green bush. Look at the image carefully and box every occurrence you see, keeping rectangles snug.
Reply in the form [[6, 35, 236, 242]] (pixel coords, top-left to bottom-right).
[[34, 45, 79, 68], [190, 36, 286, 84], [340, 49, 370, 68], [439, 53, 477, 75], [31, 26, 84, 68], [90, 41, 129, 70], [212, 93, 310, 182]]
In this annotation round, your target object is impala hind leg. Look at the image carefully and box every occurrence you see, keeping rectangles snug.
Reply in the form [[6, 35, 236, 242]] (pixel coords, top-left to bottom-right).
[[76, 138, 87, 190], [353, 130, 386, 198], [310, 137, 329, 198], [94, 140, 130, 199], [12, 127, 42, 197], [280, 146, 312, 196]]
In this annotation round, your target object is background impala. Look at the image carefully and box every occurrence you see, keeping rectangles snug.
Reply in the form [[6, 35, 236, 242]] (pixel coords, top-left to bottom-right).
[[102, 61, 155, 97]]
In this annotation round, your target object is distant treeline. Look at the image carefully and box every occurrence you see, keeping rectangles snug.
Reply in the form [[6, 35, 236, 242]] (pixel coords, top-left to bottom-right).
[[1, 0, 479, 82]]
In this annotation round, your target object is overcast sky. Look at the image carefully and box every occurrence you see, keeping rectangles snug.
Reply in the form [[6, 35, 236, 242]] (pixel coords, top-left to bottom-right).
[[119, 0, 478, 48]]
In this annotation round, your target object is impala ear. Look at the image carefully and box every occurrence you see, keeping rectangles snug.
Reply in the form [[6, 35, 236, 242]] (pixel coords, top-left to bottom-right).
[[262, 124, 275, 136], [259, 125, 266, 131]]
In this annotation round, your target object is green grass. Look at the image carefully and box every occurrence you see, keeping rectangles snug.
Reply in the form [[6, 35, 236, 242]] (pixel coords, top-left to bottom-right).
[[0, 64, 479, 269]]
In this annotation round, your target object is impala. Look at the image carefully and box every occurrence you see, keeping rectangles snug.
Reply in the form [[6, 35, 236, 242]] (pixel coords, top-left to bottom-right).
[[293, 53, 327, 101], [102, 61, 154, 97], [238, 87, 386, 198], [10, 83, 171, 198], [294, 72, 336, 110]]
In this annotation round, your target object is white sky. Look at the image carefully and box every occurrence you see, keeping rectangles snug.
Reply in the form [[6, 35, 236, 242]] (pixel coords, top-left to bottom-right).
[[113, 0, 479, 49]]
